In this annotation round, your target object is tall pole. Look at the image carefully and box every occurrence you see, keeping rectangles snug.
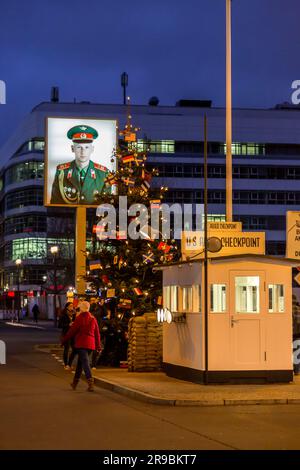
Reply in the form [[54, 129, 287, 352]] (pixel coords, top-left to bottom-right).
[[17, 267, 20, 323], [121, 72, 128, 105], [15, 259, 22, 323], [226, 0, 233, 222], [76, 207, 87, 296], [53, 253, 57, 326], [204, 115, 209, 384]]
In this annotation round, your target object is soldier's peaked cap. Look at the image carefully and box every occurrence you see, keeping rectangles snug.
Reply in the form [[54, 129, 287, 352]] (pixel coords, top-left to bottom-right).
[[67, 125, 99, 143]]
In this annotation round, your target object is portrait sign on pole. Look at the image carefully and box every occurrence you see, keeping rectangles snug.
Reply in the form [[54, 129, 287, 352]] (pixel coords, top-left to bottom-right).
[[44, 117, 117, 207]]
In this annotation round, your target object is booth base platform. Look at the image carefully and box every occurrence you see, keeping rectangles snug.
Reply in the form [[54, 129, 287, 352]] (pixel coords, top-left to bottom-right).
[[163, 363, 293, 384]]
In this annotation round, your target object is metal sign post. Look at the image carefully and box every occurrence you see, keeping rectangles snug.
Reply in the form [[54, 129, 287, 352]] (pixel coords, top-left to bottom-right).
[[226, 0, 233, 222], [75, 206, 87, 296], [204, 115, 209, 384]]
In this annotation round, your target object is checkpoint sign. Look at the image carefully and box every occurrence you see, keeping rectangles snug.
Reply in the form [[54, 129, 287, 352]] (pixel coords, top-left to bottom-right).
[[286, 211, 300, 259]]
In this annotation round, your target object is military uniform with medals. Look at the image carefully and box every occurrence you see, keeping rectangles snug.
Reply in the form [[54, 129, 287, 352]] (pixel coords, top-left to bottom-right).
[[50, 125, 110, 205]]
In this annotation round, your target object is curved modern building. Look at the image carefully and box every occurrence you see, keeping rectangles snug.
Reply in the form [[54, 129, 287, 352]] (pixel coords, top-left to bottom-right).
[[1, 95, 300, 316]]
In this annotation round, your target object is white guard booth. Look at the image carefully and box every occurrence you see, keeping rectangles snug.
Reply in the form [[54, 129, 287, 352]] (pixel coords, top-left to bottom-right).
[[159, 254, 298, 384]]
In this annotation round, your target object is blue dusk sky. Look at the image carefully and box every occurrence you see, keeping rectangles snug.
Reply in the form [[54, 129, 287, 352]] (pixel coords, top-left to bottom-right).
[[0, 0, 299, 146]]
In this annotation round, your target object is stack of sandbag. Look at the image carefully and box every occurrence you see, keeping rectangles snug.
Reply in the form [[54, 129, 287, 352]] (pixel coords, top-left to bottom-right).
[[145, 313, 163, 371], [127, 313, 163, 372], [127, 315, 147, 371]]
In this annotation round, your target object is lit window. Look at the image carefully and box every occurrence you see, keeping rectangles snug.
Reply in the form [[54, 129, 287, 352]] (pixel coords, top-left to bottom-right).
[[163, 286, 171, 310], [194, 285, 201, 312], [269, 284, 285, 313], [182, 286, 193, 312], [210, 284, 226, 313], [8, 238, 74, 261], [224, 142, 265, 156], [200, 214, 225, 229], [235, 276, 260, 313], [137, 140, 175, 153], [170, 285, 179, 312]]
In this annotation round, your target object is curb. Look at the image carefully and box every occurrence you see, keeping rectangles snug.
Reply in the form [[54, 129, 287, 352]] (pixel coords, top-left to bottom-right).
[[40, 344, 300, 407], [92, 377, 297, 407], [93, 377, 176, 406]]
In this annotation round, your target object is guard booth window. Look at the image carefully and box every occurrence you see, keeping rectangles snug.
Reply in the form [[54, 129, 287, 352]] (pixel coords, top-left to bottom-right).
[[163, 286, 179, 312], [210, 284, 226, 313], [269, 284, 285, 313], [170, 286, 179, 312], [235, 276, 260, 313], [182, 286, 193, 312], [163, 286, 171, 310]]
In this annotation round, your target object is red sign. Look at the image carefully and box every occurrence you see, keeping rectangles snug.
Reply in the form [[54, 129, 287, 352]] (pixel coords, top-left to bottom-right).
[[7, 291, 15, 298]]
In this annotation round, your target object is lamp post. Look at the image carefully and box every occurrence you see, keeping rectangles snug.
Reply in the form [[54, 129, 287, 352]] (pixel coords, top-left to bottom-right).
[[50, 246, 59, 326], [226, 0, 233, 222], [41, 274, 47, 317], [15, 259, 22, 323]]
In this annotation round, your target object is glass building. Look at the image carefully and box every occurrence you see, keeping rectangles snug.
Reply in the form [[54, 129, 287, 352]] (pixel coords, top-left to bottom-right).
[[1, 97, 300, 316]]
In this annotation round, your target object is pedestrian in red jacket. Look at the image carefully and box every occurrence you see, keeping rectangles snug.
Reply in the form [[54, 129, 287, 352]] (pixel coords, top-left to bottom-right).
[[62, 300, 101, 392]]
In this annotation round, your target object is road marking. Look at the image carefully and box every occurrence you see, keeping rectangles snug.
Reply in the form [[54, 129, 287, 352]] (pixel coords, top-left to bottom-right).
[[5, 322, 45, 330]]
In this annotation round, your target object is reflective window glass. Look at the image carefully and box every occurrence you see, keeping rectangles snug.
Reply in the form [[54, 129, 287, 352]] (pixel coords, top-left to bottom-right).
[[269, 284, 285, 313], [210, 284, 226, 312], [235, 276, 260, 313], [182, 286, 193, 312]]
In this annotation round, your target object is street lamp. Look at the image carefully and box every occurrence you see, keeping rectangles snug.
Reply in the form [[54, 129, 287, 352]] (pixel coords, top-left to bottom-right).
[[15, 259, 22, 323], [50, 246, 59, 326], [41, 275, 47, 295], [40, 275, 47, 319]]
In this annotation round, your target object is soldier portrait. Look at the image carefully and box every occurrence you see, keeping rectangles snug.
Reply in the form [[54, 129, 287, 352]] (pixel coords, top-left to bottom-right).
[[45, 118, 117, 206]]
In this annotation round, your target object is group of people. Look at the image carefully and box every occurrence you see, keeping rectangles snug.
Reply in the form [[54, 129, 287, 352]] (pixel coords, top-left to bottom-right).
[[58, 298, 129, 392]]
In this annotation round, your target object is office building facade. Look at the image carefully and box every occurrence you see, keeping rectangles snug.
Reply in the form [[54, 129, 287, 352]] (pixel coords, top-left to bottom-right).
[[1, 98, 300, 313]]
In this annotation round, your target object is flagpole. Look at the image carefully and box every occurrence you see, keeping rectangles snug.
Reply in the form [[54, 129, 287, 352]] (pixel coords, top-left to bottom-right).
[[204, 115, 209, 384], [226, 0, 233, 222]]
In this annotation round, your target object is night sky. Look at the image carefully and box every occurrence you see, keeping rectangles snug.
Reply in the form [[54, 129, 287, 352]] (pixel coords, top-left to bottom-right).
[[0, 0, 299, 147]]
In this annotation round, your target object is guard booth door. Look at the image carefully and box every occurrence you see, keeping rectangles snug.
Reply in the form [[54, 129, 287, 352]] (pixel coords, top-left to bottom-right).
[[229, 271, 266, 370]]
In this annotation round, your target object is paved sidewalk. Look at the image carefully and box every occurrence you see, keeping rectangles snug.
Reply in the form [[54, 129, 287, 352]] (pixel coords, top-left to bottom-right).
[[40, 344, 300, 406]]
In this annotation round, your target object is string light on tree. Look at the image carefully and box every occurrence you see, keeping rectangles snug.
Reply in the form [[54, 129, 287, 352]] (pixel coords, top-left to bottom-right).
[[85, 100, 180, 318]]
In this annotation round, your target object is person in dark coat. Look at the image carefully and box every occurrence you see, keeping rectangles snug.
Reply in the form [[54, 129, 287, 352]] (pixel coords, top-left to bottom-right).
[[32, 304, 40, 323], [58, 302, 75, 369], [62, 301, 101, 392]]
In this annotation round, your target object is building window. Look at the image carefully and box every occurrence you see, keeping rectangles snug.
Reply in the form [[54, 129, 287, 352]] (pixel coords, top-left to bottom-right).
[[12, 139, 45, 158], [137, 140, 175, 153], [194, 285, 201, 312], [4, 238, 74, 261], [5, 188, 43, 210], [4, 215, 47, 235], [224, 142, 265, 156], [268, 284, 285, 313], [170, 285, 179, 312], [163, 285, 179, 312], [235, 276, 260, 313], [182, 286, 193, 312], [163, 286, 171, 310], [210, 284, 226, 313], [6, 161, 44, 185]]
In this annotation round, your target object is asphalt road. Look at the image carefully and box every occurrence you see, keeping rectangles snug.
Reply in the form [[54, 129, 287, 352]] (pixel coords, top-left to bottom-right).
[[1, 321, 300, 451]]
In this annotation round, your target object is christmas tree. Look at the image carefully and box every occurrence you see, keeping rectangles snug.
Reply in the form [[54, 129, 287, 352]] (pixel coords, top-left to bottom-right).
[[86, 98, 179, 318]]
